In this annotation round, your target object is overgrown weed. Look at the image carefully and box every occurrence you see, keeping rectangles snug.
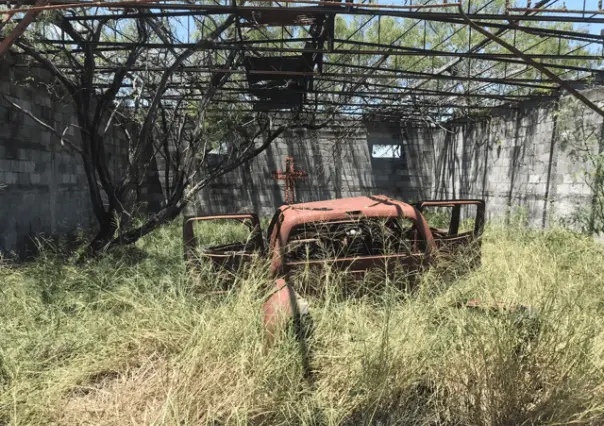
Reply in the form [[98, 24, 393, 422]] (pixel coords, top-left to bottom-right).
[[1, 222, 604, 425]]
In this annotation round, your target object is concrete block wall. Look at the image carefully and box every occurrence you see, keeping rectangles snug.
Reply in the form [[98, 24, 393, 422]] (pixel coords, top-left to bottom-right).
[[194, 87, 604, 229], [405, 88, 604, 227], [192, 122, 413, 216], [2, 47, 602, 251], [0, 55, 128, 255]]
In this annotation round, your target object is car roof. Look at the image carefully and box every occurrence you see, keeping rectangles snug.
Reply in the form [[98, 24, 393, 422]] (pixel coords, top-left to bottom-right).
[[277, 195, 418, 224]]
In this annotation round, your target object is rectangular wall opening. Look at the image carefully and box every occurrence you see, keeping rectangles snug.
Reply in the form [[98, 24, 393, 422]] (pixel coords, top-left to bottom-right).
[[371, 144, 402, 159]]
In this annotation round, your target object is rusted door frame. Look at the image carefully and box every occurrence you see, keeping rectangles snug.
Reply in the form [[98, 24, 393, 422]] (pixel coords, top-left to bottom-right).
[[182, 213, 264, 265], [415, 199, 485, 237]]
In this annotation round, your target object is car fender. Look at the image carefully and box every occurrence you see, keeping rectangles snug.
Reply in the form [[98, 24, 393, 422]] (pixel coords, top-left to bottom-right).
[[262, 278, 309, 341]]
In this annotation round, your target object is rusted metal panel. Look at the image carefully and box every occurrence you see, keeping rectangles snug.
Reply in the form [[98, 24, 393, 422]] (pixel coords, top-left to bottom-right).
[[182, 195, 488, 343], [415, 199, 485, 265], [266, 195, 437, 276], [243, 55, 315, 110], [183, 196, 485, 279], [263, 278, 310, 340]]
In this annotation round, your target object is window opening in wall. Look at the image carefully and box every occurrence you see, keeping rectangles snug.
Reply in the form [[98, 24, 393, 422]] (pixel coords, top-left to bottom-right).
[[207, 142, 229, 167], [208, 142, 229, 156], [372, 144, 402, 159]]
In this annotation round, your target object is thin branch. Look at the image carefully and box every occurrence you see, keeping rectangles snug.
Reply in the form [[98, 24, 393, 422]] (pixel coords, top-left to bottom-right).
[[14, 40, 77, 94], [101, 99, 122, 137], [1, 93, 83, 155]]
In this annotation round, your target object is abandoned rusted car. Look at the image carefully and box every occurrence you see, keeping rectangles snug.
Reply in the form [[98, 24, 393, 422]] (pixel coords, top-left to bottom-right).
[[183, 195, 485, 335]]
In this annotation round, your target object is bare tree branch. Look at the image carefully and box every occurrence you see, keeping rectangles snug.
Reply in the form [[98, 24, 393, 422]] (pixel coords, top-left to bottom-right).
[[1, 93, 83, 155]]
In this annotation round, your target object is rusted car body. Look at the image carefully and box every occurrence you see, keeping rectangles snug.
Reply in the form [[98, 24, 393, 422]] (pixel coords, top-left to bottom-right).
[[183, 195, 486, 336]]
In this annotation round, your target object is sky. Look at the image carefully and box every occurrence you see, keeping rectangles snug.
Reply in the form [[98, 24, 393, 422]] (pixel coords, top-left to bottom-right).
[[561, 0, 604, 36], [166, 0, 604, 42]]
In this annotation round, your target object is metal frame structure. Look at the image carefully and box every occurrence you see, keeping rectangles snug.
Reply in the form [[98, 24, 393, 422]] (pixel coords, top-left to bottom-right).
[[1, 0, 604, 122]]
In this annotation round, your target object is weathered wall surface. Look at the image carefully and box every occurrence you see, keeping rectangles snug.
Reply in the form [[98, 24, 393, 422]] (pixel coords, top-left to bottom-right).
[[2, 46, 602, 253], [193, 88, 603, 230], [0, 55, 128, 255], [405, 89, 603, 228], [191, 121, 414, 216]]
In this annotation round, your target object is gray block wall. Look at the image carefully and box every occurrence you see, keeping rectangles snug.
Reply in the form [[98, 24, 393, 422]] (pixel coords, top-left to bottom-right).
[[0, 55, 128, 255], [404, 88, 604, 228], [192, 122, 414, 216], [193, 88, 604, 230], [2, 48, 603, 253]]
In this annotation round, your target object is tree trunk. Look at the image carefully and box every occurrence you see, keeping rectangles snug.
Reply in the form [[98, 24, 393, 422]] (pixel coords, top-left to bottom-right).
[[89, 219, 117, 254]]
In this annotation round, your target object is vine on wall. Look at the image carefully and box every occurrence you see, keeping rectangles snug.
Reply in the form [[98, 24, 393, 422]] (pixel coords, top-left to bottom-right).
[[556, 97, 604, 235]]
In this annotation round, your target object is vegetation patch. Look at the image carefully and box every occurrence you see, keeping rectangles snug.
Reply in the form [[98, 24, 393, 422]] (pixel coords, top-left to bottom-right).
[[1, 222, 604, 425]]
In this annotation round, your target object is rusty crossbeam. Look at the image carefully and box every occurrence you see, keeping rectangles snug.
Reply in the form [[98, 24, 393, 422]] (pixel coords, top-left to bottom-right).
[[0, 0, 460, 15], [458, 3, 604, 120], [0, 0, 162, 15], [31, 41, 604, 65], [0, 0, 48, 58], [1, 0, 602, 120], [507, 7, 604, 14], [16, 62, 559, 89], [5, 2, 604, 26]]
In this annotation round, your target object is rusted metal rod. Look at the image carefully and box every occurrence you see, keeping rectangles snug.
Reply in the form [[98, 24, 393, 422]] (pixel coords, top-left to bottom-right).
[[458, 3, 604, 119], [0, 0, 48, 58], [34, 41, 603, 61], [251, 0, 461, 10], [0, 0, 163, 15], [6, 3, 604, 26], [0, 0, 459, 14], [508, 7, 604, 14]]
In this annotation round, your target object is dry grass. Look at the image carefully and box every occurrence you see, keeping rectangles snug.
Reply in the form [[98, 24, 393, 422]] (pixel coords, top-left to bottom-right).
[[2, 220, 604, 425]]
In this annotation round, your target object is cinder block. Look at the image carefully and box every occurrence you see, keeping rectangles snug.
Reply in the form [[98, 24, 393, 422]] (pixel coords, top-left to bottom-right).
[[16, 149, 28, 161], [39, 131, 51, 145], [16, 172, 30, 185], [20, 161, 35, 173], [30, 173, 41, 184]]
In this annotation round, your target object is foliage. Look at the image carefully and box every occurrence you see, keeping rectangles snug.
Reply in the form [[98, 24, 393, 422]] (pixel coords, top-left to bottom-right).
[[556, 97, 604, 234], [4, 11, 330, 253], [330, 1, 593, 83], [2, 222, 604, 425]]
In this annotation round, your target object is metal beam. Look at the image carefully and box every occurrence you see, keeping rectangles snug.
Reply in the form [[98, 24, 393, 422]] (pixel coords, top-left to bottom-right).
[[0, 0, 48, 58], [458, 4, 604, 119]]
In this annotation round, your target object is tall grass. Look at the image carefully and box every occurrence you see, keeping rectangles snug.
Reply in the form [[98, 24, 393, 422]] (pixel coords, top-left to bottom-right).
[[1, 221, 604, 425]]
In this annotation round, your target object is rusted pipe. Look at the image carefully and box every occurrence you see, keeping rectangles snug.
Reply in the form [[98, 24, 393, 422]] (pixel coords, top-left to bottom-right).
[[0, 0, 163, 15], [255, 0, 460, 10], [508, 7, 604, 14]]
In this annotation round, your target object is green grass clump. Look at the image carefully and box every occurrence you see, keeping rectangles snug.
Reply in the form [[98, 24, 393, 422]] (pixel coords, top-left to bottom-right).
[[1, 222, 604, 425]]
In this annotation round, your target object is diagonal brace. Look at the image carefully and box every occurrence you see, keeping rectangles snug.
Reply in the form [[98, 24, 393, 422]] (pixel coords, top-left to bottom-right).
[[457, 2, 604, 119]]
